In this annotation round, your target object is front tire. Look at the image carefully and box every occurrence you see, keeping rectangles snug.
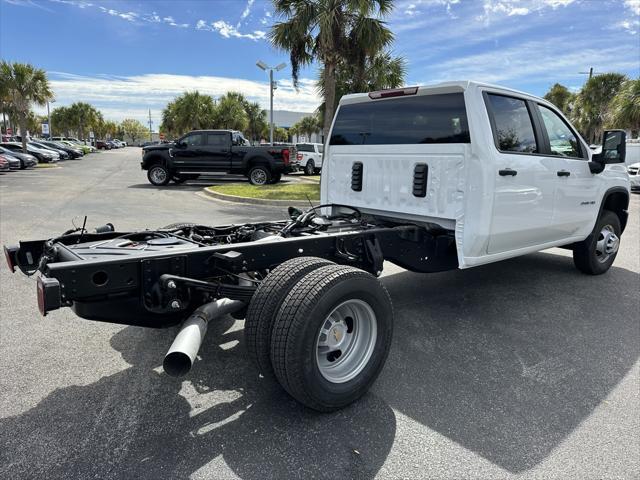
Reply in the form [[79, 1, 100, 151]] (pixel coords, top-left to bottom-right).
[[573, 210, 621, 275], [248, 166, 271, 185], [147, 164, 170, 186], [270, 265, 393, 412], [304, 160, 315, 176], [269, 173, 282, 184]]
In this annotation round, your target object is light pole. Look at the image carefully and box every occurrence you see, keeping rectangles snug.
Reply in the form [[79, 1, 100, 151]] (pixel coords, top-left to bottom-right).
[[256, 60, 286, 145], [47, 99, 55, 138]]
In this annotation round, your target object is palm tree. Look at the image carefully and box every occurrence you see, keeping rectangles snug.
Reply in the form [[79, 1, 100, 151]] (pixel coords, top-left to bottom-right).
[[51, 106, 74, 137], [245, 101, 267, 143], [543, 83, 574, 116], [67, 102, 100, 141], [606, 79, 640, 131], [270, 0, 394, 138], [572, 73, 627, 143], [317, 50, 405, 127], [292, 115, 321, 141], [0, 61, 52, 150], [214, 92, 249, 131], [161, 91, 216, 135]]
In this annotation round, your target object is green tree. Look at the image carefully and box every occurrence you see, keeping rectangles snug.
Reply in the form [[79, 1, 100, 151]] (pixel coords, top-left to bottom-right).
[[0, 61, 52, 150], [160, 91, 216, 136], [245, 101, 267, 143], [67, 102, 100, 141], [317, 50, 405, 127], [120, 118, 147, 144], [572, 73, 627, 143], [214, 92, 249, 131], [543, 83, 574, 116], [273, 126, 289, 142], [51, 106, 74, 137], [291, 115, 320, 141], [270, 0, 395, 137], [606, 78, 640, 131]]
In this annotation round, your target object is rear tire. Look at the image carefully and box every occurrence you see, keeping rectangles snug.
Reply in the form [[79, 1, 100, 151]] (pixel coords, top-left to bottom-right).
[[304, 160, 315, 176], [248, 166, 271, 185], [245, 257, 334, 378], [270, 265, 393, 412], [573, 210, 621, 275], [147, 164, 170, 186]]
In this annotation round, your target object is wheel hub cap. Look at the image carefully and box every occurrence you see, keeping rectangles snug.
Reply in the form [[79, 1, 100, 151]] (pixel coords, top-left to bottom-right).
[[595, 225, 619, 262], [315, 299, 377, 384]]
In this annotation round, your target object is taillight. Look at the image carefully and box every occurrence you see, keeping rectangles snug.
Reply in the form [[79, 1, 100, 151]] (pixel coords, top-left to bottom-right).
[[36, 276, 61, 316], [368, 86, 419, 99], [296, 153, 303, 161], [282, 149, 289, 165]]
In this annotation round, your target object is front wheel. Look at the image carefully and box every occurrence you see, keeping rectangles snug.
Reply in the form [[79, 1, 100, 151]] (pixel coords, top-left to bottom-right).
[[147, 164, 170, 186], [573, 210, 621, 275], [270, 265, 393, 412], [248, 166, 272, 185]]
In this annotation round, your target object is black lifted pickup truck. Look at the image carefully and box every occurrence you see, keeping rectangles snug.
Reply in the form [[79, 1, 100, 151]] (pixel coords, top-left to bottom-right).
[[141, 130, 296, 186]]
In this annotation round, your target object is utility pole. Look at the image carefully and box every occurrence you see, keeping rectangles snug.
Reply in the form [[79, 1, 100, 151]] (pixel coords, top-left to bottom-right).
[[46, 99, 55, 138], [579, 67, 602, 81], [256, 60, 286, 145], [148, 109, 153, 141]]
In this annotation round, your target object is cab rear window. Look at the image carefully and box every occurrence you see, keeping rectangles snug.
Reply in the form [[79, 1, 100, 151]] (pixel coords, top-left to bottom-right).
[[329, 93, 470, 145]]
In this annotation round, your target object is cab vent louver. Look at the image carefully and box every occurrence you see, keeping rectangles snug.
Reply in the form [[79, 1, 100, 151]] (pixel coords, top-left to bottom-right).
[[413, 163, 428, 197], [351, 162, 363, 191]]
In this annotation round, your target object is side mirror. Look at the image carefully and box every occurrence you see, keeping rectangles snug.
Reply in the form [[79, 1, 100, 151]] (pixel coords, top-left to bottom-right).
[[589, 130, 626, 173]]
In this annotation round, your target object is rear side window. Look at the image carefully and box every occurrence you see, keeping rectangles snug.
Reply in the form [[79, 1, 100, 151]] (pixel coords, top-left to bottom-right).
[[329, 93, 470, 145], [296, 144, 314, 152], [486, 94, 537, 153], [206, 133, 228, 147]]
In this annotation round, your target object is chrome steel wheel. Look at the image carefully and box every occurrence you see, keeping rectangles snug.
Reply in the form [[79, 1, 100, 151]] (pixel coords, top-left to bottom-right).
[[595, 224, 619, 263], [150, 166, 167, 184], [250, 168, 268, 185], [315, 299, 377, 384]]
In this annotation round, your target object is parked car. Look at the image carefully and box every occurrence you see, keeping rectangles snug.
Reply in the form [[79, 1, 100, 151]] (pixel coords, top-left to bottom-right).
[[0, 142, 58, 163], [0, 146, 37, 169], [52, 137, 96, 153], [96, 140, 112, 150], [112, 139, 126, 148], [29, 141, 69, 160], [141, 130, 296, 185], [37, 140, 83, 159], [107, 140, 120, 149], [296, 142, 324, 175], [0, 154, 11, 172]]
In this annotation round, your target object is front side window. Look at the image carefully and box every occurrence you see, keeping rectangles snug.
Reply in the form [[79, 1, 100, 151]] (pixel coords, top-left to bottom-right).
[[183, 133, 203, 146], [537, 105, 583, 158], [330, 93, 470, 145], [486, 94, 537, 153]]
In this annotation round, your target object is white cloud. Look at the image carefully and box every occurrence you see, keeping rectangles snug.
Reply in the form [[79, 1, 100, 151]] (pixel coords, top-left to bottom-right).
[[616, 19, 640, 34], [477, 0, 576, 23], [36, 72, 320, 125], [624, 0, 640, 15], [208, 20, 266, 41], [239, 0, 255, 23]]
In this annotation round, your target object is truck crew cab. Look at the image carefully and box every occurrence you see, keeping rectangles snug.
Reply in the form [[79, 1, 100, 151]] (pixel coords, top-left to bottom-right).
[[141, 130, 295, 186], [5, 81, 630, 412]]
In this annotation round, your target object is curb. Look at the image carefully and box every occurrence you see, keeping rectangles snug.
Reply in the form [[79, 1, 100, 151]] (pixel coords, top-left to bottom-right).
[[202, 187, 319, 207]]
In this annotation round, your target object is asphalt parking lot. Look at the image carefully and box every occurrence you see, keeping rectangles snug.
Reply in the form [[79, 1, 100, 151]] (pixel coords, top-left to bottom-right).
[[1, 148, 638, 479]]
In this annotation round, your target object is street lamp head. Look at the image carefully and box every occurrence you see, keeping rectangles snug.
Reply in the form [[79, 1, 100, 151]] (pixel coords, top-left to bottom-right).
[[256, 60, 268, 71], [275, 62, 287, 71]]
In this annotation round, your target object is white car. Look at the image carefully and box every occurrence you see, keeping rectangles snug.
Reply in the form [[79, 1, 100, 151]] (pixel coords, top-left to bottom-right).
[[296, 142, 323, 175], [627, 162, 640, 191]]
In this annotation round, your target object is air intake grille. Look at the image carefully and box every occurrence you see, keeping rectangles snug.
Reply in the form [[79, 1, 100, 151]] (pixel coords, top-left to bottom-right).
[[413, 163, 428, 197], [351, 162, 363, 191]]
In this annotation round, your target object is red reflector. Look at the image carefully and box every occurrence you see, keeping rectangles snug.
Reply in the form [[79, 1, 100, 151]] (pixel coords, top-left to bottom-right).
[[4, 245, 15, 273], [283, 149, 289, 165], [368, 86, 419, 99], [296, 153, 303, 161], [37, 276, 46, 316]]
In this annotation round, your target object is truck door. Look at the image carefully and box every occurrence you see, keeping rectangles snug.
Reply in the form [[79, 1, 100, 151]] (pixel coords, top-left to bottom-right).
[[534, 103, 598, 239], [484, 93, 557, 254], [201, 132, 232, 171], [172, 132, 206, 170]]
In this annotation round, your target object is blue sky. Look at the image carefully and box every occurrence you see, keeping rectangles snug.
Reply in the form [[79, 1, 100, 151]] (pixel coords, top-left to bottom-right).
[[1, 0, 639, 128]]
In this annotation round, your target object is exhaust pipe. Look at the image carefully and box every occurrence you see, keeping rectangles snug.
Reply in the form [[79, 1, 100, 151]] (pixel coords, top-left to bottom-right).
[[163, 298, 245, 377]]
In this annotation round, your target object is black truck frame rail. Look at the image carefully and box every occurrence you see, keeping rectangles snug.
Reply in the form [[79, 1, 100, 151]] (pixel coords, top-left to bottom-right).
[[6, 221, 458, 328]]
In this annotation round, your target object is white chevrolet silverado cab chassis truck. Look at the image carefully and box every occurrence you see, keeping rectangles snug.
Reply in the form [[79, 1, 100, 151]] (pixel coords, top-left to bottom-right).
[[5, 81, 630, 411]]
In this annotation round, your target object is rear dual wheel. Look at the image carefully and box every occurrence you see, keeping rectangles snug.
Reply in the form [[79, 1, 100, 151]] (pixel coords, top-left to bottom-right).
[[246, 258, 393, 412]]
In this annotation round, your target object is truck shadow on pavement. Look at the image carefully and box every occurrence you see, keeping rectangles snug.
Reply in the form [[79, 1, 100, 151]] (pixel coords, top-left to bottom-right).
[[1, 251, 637, 478], [376, 251, 640, 473], [0, 317, 396, 480]]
